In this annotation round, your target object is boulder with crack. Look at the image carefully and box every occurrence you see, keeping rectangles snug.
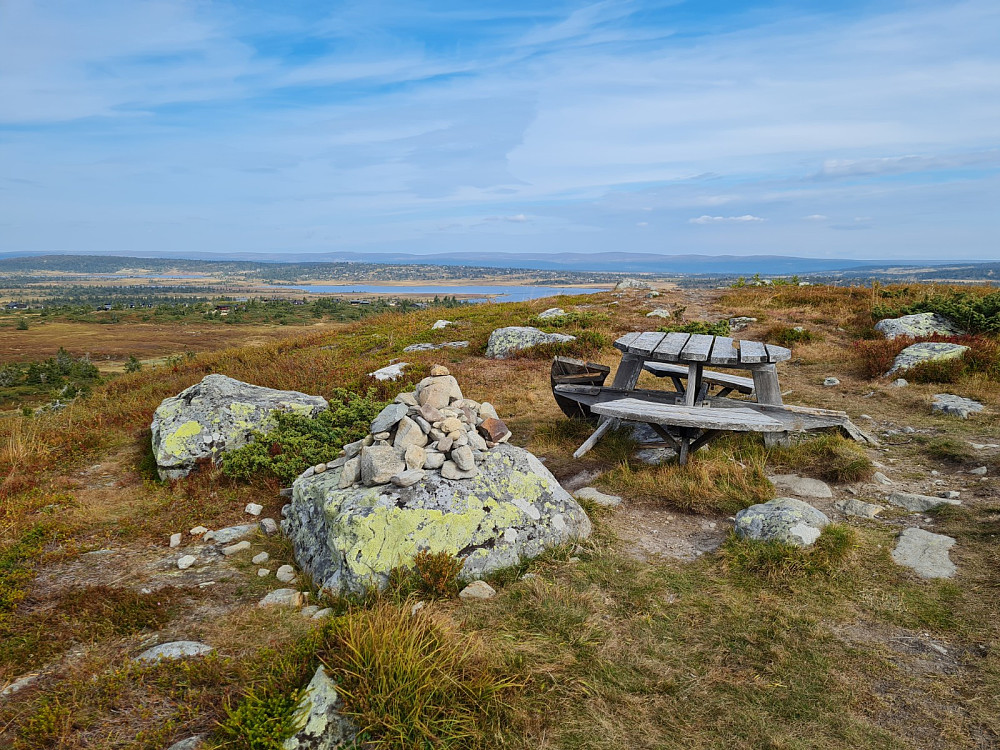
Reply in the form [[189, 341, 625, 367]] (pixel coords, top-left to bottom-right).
[[151, 374, 328, 480]]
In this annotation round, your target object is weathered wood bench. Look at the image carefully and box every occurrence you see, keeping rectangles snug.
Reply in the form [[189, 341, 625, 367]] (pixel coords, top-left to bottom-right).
[[642, 361, 755, 398], [577, 397, 784, 464]]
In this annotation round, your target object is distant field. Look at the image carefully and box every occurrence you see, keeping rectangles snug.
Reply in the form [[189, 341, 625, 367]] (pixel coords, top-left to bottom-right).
[[0, 319, 333, 370]]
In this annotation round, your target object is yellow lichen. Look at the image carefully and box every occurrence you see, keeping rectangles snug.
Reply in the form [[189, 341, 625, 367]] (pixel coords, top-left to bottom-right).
[[162, 420, 203, 457]]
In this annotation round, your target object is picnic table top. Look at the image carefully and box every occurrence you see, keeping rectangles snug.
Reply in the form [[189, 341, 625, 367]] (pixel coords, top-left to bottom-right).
[[614, 331, 791, 366]]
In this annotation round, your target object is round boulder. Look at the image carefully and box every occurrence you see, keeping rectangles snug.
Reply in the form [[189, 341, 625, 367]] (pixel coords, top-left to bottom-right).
[[874, 312, 963, 340], [887, 342, 968, 376], [733, 497, 830, 547], [485, 326, 576, 359], [282, 444, 591, 594]]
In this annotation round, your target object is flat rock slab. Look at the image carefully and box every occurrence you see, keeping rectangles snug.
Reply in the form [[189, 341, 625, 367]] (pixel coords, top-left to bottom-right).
[[888, 342, 968, 376], [734, 497, 830, 547], [537, 308, 567, 319], [834, 498, 884, 518], [485, 326, 575, 359], [889, 492, 961, 512], [151, 374, 328, 480], [932, 394, 984, 419], [135, 641, 213, 664], [206, 524, 256, 544], [369, 363, 408, 381], [875, 312, 963, 340], [166, 737, 205, 750], [769, 474, 833, 499], [892, 528, 956, 578]]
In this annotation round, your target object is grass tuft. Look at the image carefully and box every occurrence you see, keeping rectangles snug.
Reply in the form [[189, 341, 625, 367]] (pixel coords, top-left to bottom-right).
[[769, 434, 874, 483], [722, 524, 857, 584]]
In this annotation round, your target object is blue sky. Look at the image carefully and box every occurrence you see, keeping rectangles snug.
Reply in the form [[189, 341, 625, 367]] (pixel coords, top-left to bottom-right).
[[1, 0, 998, 260]]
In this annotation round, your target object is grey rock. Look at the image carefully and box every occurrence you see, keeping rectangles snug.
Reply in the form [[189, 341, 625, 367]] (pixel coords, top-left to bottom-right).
[[276, 564, 297, 583], [1, 673, 41, 698], [394, 391, 419, 407], [177, 555, 197, 570], [459, 580, 497, 600], [393, 416, 428, 451], [939, 491, 961, 499], [441, 460, 478, 480], [614, 278, 651, 291], [403, 343, 438, 352], [892, 528, 956, 578], [635, 446, 677, 465], [283, 444, 591, 594], [300, 605, 320, 617], [479, 402, 499, 421], [252, 552, 269, 564], [169, 532, 182, 548], [404, 444, 427, 471], [875, 312, 964, 340], [245, 502, 263, 516], [873, 471, 893, 486], [484, 326, 576, 359], [574, 487, 622, 507], [210, 524, 256, 544], [391, 469, 425, 487], [769, 474, 834, 499], [887, 343, 969, 376], [371, 403, 408, 434], [413, 415, 432, 434], [452, 444, 475, 471], [441, 340, 470, 349], [415, 375, 464, 409], [969, 466, 988, 476], [151, 374, 328, 480], [537, 307, 567, 319], [222, 541, 251, 556], [892, 378, 908, 387], [431, 319, 452, 329], [283, 666, 356, 750], [258, 588, 305, 607], [166, 736, 205, 750], [645, 308, 672, 318], [424, 452, 445, 470], [258, 568, 270, 577], [135, 641, 213, 664], [889, 491, 961, 512], [823, 377, 840, 387], [932, 394, 984, 419], [338, 457, 361, 488], [312, 608, 332, 620], [369, 363, 408, 381], [259, 518, 279, 536], [733, 497, 830, 547], [834, 498, 884, 518], [360, 444, 405, 486], [728, 316, 757, 331]]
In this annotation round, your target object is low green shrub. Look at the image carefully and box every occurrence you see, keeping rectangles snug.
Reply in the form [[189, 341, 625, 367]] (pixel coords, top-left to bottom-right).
[[658, 320, 730, 336], [222, 389, 388, 483], [872, 289, 1000, 334], [219, 688, 304, 750], [762, 325, 819, 347]]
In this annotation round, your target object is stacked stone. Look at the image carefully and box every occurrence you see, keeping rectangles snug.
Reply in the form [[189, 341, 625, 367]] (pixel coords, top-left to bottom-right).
[[298, 365, 512, 490]]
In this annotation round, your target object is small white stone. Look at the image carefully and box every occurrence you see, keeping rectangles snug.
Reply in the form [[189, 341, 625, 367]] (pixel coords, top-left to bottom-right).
[[312, 608, 332, 620], [177, 555, 197, 570], [245, 502, 263, 516], [970, 466, 988, 476], [276, 564, 297, 583], [459, 580, 496, 600], [300, 605, 320, 617], [222, 540, 251, 556], [252, 551, 269, 564], [189, 525, 208, 535], [169, 532, 182, 548], [257, 568, 270, 577]]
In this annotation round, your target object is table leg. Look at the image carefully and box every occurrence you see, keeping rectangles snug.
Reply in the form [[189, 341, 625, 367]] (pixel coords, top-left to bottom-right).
[[684, 363, 702, 406], [751, 364, 783, 405]]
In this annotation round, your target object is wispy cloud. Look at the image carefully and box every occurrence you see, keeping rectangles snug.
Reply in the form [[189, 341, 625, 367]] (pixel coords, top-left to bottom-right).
[[689, 215, 765, 225]]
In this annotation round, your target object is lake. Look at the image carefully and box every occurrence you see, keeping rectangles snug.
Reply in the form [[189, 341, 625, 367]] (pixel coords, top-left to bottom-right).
[[272, 284, 610, 303]]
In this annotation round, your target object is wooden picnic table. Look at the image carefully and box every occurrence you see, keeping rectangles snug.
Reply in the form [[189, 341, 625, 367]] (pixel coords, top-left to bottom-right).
[[570, 332, 793, 463]]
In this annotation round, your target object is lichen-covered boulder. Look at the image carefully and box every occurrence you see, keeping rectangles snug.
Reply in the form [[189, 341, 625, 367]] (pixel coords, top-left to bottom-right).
[[151, 374, 328, 480], [485, 327, 575, 359], [932, 393, 983, 419], [282, 444, 592, 594], [733, 497, 830, 547], [283, 666, 356, 750], [874, 312, 963, 340], [537, 307, 567, 320], [614, 278, 651, 291], [887, 342, 969, 375]]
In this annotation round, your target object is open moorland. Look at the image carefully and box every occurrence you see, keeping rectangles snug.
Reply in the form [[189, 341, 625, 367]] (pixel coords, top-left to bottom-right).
[[0, 282, 998, 749]]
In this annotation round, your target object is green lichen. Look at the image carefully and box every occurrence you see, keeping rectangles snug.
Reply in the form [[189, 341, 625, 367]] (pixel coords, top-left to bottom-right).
[[162, 420, 203, 458]]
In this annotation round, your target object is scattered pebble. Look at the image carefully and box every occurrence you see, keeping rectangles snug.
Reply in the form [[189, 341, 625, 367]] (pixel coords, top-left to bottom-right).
[[258, 588, 306, 607], [459, 580, 496, 600], [312, 608, 332, 619], [823, 377, 840, 387], [134, 641, 213, 664], [300, 605, 320, 617], [177, 555, 197, 570], [276, 564, 297, 583], [872, 471, 893, 486], [257, 568, 270, 577], [969, 466, 988, 476], [189, 526, 208, 535], [245, 503, 263, 516], [169, 532, 182, 548], [252, 551, 269, 564], [259, 518, 279, 535]]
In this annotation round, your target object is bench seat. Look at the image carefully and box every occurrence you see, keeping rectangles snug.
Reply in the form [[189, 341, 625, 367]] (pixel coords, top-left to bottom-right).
[[591, 398, 783, 432]]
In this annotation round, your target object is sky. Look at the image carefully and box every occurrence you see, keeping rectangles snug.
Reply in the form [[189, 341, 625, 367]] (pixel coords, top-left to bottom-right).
[[1, 0, 998, 261]]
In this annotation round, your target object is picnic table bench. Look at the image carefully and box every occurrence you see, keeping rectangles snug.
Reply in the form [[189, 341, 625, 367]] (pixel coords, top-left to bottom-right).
[[558, 331, 875, 464]]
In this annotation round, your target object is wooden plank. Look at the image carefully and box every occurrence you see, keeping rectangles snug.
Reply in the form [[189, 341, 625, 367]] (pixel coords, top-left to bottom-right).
[[708, 336, 738, 365], [684, 363, 700, 406], [680, 334, 714, 362], [650, 332, 690, 361], [591, 398, 784, 432], [765, 343, 792, 363], [738, 339, 767, 364], [626, 331, 667, 356], [573, 419, 615, 458], [610, 352, 645, 391], [642, 362, 754, 394], [613, 332, 641, 352]]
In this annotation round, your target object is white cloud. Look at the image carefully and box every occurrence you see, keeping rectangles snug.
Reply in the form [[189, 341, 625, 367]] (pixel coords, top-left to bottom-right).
[[803, 214, 828, 221], [689, 215, 766, 224]]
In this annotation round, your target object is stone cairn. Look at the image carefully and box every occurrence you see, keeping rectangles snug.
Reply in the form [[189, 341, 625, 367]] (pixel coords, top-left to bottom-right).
[[297, 365, 512, 489]]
